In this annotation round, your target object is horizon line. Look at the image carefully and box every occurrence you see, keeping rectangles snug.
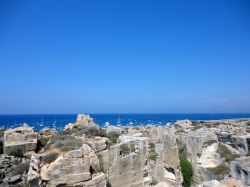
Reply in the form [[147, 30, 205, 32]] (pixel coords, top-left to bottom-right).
[[1, 112, 250, 115]]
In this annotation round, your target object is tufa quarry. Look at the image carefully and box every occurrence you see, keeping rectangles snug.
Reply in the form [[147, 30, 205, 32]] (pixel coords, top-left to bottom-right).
[[0, 114, 250, 187]]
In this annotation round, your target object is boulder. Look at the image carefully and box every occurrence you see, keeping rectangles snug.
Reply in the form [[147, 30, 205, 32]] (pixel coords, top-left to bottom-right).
[[40, 144, 106, 187], [230, 156, 250, 186], [3, 125, 37, 156], [84, 136, 108, 153], [39, 128, 56, 138]]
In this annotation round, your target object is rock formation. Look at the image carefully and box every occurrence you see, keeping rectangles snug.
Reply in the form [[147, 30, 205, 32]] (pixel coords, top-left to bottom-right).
[[1, 115, 250, 187], [3, 125, 37, 156]]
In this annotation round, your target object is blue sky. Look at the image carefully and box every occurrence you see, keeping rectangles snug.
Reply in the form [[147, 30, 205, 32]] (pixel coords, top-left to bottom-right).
[[0, 0, 250, 114]]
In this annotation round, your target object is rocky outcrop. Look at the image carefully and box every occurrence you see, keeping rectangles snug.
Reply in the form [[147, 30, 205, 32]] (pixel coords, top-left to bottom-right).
[[186, 128, 221, 184], [39, 144, 106, 187], [1, 115, 249, 187], [39, 128, 56, 138], [230, 156, 250, 186], [0, 154, 30, 187], [76, 114, 96, 125], [84, 136, 108, 153], [3, 125, 37, 156], [106, 134, 150, 187], [198, 179, 243, 187], [175, 120, 192, 129], [156, 128, 183, 186]]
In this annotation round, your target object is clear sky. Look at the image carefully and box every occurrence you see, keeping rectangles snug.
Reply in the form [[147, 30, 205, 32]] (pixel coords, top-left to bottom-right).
[[0, 0, 250, 114]]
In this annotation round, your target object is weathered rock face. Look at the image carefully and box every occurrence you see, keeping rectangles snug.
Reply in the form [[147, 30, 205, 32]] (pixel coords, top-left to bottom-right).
[[0, 154, 30, 187], [186, 128, 219, 165], [106, 125, 123, 135], [27, 154, 40, 187], [197, 179, 243, 187], [175, 120, 192, 129], [77, 114, 96, 125], [106, 134, 150, 187], [39, 128, 57, 138], [186, 128, 221, 184], [156, 128, 183, 186], [217, 132, 250, 155], [4, 125, 37, 156], [98, 126, 183, 187], [230, 156, 250, 186], [39, 144, 106, 187], [2, 116, 247, 187], [84, 136, 108, 153]]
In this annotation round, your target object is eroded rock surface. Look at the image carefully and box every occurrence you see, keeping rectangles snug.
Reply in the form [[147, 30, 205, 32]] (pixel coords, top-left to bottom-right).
[[1, 115, 250, 187], [4, 125, 37, 156], [40, 144, 106, 187]]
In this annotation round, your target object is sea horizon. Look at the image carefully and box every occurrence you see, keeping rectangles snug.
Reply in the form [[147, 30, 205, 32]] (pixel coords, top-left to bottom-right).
[[1, 113, 250, 131]]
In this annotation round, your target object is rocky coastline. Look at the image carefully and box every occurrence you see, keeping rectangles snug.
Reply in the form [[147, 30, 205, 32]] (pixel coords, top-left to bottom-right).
[[0, 114, 250, 187]]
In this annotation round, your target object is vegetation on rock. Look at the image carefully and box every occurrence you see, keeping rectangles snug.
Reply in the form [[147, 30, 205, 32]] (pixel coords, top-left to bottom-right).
[[217, 143, 240, 162], [66, 125, 106, 138], [120, 144, 130, 155], [207, 165, 230, 175], [106, 131, 120, 145], [8, 148, 24, 158], [36, 137, 50, 153], [97, 154, 105, 173], [44, 133, 83, 152], [178, 144, 192, 187], [148, 142, 157, 162]]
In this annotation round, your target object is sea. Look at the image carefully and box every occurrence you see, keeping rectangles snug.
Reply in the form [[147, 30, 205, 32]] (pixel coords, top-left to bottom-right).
[[0, 113, 250, 132]]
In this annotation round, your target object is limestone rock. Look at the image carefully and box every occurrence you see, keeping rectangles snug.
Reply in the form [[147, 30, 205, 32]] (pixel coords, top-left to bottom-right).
[[39, 128, 56, 138], [230, 156, 250, 186], [198, 179, 243, 187], [76, 114, 95, 125], [186, 128, 220, 184], [156, 128, 183, 186], [107, 135, 150, 187], [106, 125, 123, 135], [3, 125, 37, 156], [27, 154, 41, 187], [84, 136, 108, 153], [40, 144, 106, 187], [174, 120, 192, 128]]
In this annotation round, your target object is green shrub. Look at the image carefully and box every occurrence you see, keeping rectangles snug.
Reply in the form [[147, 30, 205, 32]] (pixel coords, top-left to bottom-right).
[[207, 165, 230, 175], [107, 131, 120, 145], [36, 137, 50, 153], [217, 143, 240, 162], [97, 154, 105, 173], [42, 152, 59, 164], [44, 134, 83, 152], [130, 144, 136, 152], [148, 143, 157, 162], [120, 144, 130, 155], [8, 148, 23, 158], [70, 125, 106, 137], [179, 151, 193, 187]]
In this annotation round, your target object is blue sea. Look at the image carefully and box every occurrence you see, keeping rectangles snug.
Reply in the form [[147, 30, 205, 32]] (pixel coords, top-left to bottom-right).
[[0, 114, 250, 131]]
